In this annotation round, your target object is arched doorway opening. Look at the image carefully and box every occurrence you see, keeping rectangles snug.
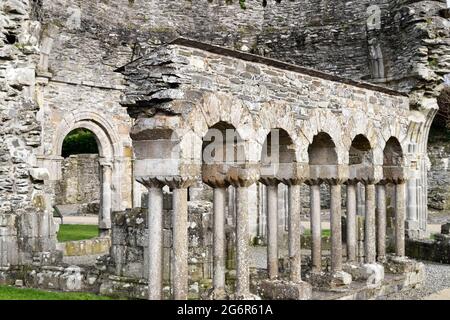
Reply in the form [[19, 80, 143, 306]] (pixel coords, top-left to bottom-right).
[[259, 128, 296, 279], [347, 134, 374, 263], [201, 121, 246, 296], [307, 132, 338, 273], [55, 126, 114, 250]]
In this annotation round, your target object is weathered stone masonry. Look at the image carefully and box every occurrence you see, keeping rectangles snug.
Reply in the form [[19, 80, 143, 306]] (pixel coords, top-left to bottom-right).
[[0, 0, 59, 269], [36, 0, 449, 238], [117, 38, 423, 299], [0, 0, 446, 300]]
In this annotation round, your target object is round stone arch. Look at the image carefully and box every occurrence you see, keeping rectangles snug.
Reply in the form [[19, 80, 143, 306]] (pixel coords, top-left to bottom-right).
[[51, 111, 125, 235], [53, 110, 122, 159], [345, 120, 383, 167], [380, 119, 409, 160], [55, 120, 115, 159], [184, 92, 258, 164], [300, 111, 346, 165]]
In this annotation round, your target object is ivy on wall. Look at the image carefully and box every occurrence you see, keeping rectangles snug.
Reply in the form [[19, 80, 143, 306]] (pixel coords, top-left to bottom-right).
[[61, 129, 99, 158]]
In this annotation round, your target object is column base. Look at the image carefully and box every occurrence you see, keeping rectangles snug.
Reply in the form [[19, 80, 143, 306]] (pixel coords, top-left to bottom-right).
[[259, 280, 312, 300], [343, 263, 384, 289]]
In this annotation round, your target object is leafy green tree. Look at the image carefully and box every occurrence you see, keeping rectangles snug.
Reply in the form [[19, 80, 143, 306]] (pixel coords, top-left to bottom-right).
[[61, 129, 99, 158]]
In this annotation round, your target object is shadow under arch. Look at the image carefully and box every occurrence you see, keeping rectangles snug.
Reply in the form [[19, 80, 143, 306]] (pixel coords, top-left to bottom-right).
[[348, 134, 374, 183]]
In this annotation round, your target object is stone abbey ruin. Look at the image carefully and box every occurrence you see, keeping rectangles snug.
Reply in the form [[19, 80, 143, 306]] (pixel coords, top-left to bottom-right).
[[1, 0, 450, 300]]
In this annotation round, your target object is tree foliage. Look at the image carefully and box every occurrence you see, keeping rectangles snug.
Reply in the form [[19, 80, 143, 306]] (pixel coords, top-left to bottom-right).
[[61, 129, 99, 158]]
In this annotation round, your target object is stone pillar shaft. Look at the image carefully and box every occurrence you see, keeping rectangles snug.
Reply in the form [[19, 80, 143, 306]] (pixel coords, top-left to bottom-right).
[[310, 184, 321, 273], [395, 182, 406, 257], [99, 164, 112, 232], [266, 184, 279, 279], [346, 184, 357, 262], [288, 184, 302, 283], [147, 187, 164, 300], [236, 186, 250, 296], [213, 187, 226, 290], [365, 184, 376, 264], [172, 187, 189, 300], [330, 184, 342, 272], [376, 184, 386, 261]]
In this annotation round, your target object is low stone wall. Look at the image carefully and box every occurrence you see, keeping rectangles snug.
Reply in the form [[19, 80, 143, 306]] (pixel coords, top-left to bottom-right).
[[406, 237, 450, 264], [57, 237, 111, 257], [0, 265, 103, 293], [108, 201, 216, 299]]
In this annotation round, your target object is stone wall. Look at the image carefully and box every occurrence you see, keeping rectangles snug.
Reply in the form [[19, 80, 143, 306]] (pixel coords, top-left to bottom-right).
[[36, 0, 448, 236], [428, 141, 450, 210], [0, 0, 60, 269], [108, 201, 216, 299], [55, 154, 100, 207]]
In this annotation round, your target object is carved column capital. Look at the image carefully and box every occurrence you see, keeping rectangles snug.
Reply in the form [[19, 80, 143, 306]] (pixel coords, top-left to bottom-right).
[[259, 177, 280, 186], [136, 175, 199, 189], [164, 176, 199, 189], [227, 164, 260, 188], [325, 177, 346, 185], [202, 164, 230, 188], [304, 178, 322, 186]]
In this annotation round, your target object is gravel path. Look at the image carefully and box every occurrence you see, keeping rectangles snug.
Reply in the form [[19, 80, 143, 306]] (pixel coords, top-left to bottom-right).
[[249, 249, 450, 300], [388, 261, 450, 300]]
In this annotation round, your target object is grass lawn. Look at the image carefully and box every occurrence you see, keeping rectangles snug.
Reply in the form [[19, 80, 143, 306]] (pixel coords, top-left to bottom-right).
[[303, 229, 331, 237], [57, 224, 99, 242], [0, 285, 112, 300]]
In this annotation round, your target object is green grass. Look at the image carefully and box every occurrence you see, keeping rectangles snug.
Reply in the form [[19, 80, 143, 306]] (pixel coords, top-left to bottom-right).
[[57, 224, 99, 242], [0, 285, 112, 300], [303, 229, 331, 237]]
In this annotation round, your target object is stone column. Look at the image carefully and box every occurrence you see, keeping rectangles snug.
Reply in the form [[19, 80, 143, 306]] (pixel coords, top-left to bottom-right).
[[142, 180, 164, 300], [376, 184, 386, 261], [288, 183, 302, 283], [99, 162, 113, 236], [330, 182, 343, 273], [406, 177, 419, 238], [364, 183, 376, 264], [310, 183, 321, 273], [395, 181, 406, 257], [132, 177, 143, 208], [357, 183, 365, 216], [235, 185, 251, 297], [229, 167, 259, 298], [346, 183, 357, 262], [262, 180, 279, 280], [213, 187, 227, 292], [171, 178, 195, 300]]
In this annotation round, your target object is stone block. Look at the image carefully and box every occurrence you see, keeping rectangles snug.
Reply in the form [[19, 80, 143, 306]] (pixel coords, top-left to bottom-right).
[[259, 280, 312, 300], [343, 263, 384, 288], [330, 271, 352, 288]]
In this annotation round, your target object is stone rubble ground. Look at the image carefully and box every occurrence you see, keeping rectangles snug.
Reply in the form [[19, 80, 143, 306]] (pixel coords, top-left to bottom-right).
[[387, 261, 450, 300], [251, 246, 450, 300]]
